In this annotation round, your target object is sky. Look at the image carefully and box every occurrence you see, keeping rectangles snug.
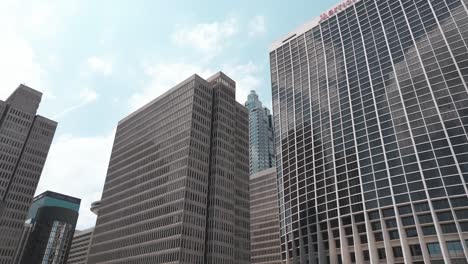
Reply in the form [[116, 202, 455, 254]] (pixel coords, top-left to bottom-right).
[[0, 0, 339, 230]]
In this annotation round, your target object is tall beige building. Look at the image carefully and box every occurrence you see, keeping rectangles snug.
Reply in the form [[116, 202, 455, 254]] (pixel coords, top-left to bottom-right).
[[250, 168, 282, 264], [0, 85, 57, 264], [87, 72, 250, 264]]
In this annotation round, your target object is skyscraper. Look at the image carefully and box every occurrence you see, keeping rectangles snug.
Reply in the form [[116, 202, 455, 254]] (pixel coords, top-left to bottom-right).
[[18, 191, 80, 264], [87, 72, 250, 264], [0, 85, 57, 264], [270, 0, 468, 263], [250, 168, 282, 264], [246, 90, 276, 175]]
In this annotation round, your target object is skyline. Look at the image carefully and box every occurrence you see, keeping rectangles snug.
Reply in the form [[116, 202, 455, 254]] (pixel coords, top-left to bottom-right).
[[0, 0, 340, 230]]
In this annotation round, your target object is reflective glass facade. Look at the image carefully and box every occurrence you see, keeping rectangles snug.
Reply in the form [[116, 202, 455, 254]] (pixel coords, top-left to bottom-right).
[[18, 191, 80, 264], [270, 0, 468, 263], [246, 91, 276, 175]]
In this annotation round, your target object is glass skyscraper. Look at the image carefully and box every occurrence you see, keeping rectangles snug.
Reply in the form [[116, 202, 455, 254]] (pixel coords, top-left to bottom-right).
[[245, 90, 276, 175], [17, 191, 80, 264], [270, 0, 468, 263]]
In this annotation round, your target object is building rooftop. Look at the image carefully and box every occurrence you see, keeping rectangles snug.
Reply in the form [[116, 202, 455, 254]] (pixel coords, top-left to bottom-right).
[[27, 191, 81, 221]]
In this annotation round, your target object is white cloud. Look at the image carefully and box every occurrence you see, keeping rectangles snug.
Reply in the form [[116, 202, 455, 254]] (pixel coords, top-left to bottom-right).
[[0, 9, 45, 99], [80, 87, 98, 102], [130, 61, 262, 111], [129, 62, 214, 111], [222, 61, 263, 103], [0, 0, 59, 100], [36, 131, 115, 230], [0, 32, 45, 99], [248, 15, 266, 36], [172, 18, 238, 56], [53, 88, 98, 119], [27, 2, 54, 32], [87, 56, 113, 75]]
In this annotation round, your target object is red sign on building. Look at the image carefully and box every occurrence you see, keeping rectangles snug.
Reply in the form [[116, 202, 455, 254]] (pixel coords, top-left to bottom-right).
[[320, 0, 360, 22]]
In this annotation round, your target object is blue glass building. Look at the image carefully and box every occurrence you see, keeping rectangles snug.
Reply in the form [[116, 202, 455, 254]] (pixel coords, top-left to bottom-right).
[[17, 191, 80, 264], [245, 90, 276, 175]]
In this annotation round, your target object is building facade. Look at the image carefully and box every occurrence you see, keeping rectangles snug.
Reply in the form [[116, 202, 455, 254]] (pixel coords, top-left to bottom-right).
[[0, 85, 57, 264], [67, 228, 94, 264], [87, 72, 250, 264], [246, 91, 276, 175], [270, 0, 468, 263], [250, 168, 282, 264], [18, 191, 80, 264], [12, 223, 32, 263]]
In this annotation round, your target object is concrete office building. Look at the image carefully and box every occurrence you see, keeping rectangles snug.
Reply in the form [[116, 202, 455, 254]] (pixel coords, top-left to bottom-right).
[[12, 223, 32, 263], [246, 91, 276, 175], [67, 228, 94, 264], [87, 72, 250, 264], [18, 191, 80, 264], [0, 85, 57, 264], [250, 167, 282, 264], [270, 0, 468, 263]]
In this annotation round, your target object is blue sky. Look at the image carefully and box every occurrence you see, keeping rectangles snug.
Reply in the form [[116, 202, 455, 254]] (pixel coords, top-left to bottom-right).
[[0, 0, 338, 229]]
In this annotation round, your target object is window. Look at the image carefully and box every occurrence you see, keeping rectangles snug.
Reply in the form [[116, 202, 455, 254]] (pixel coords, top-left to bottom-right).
[[386, 219, 398, 228], [389, 230, 400, 239], [377, 248, 386, 259], [393, 246, 404, 258], [410, 244, 423, 256], [455, 209, 468, 220], [422, 226, 437, 235], [360, 235, 368, 244], [369, 211, 380, 220], [402, 216, 415, 226], [414, 202, 430, 212], [446, 241, 465, 257], [371, 221, 381, 230], [406, 228, 418, 238], [427, 242, 442, 257], [398, 205, 412, 215], [437, 211, 454, 221], [374, 232, 383, 241], [441, 223, 458, 234], [382, 208, 395, 217], [363, 250, 370, 261], [418, 214, 433, 224]]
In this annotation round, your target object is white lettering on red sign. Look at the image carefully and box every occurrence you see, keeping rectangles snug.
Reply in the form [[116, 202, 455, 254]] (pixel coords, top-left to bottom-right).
[[320, 0, 360, 22]]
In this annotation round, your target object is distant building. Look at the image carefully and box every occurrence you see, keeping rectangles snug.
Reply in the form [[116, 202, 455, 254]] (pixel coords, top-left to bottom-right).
[[67, 228, 94, 264], [67, 199, 100, 264], [250, 168, 282, 264], [87, 72, 250, 264], [245, 90, 275, 175], [90, 200, 101, 215], [0, 85, 57, 264], [18, 191, 80, 264]]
